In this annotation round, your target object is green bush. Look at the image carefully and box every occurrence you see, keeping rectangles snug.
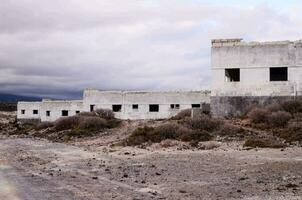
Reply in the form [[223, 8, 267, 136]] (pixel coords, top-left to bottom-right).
[[267, 111, 292, 127]]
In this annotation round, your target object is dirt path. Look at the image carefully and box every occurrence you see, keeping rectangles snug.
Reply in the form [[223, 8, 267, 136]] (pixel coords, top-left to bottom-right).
[[0, 137, 301, 200]]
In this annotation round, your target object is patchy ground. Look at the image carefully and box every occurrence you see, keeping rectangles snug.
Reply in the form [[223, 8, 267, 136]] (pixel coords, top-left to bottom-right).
[[0, 112, 302, 200]]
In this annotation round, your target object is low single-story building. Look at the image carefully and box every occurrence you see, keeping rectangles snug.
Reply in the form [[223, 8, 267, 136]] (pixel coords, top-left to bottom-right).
[[17, 89, 210, 122]]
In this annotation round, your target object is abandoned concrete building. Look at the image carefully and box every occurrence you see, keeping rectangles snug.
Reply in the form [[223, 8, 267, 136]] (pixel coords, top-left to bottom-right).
[[17, 89, 210, 122], [17, 38, 302, 121], [211, 39, 302, 117]]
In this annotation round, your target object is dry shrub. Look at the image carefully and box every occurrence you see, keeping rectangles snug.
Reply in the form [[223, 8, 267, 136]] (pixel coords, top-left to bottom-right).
[[243, 138, 286, 148], [266, 103, 283, 112], [125, 122, 213, 146], [184, 114, 223, 132], [281, 100, 302, 115], [267, 111, 292, 127], [247, 108, 270, 124], [54, 116, 80, 131], [35, 122, 54, 130], [78, 116, 107, 131], [94, 109, 115, 119], [278, 123, 302, 142], [77, 112, 96, 117], [173, 109, 191, 120], [150, 123, 189, 142], [215, 124, 246, 137], [125, 126, 155, 146]]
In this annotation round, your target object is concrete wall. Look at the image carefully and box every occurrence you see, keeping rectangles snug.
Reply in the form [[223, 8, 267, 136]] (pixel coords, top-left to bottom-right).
[[17, 102, 42, 121], [40, 100, 84, 122], [83, 89, 210, 120], [211, 39, 302, 117]]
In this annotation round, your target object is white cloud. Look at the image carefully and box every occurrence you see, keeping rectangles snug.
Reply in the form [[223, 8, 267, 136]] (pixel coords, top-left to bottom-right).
[[0, 0, 301, 98]]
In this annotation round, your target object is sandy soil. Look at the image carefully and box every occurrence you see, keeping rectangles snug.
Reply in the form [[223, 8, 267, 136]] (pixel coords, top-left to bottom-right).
[[0, 112, 301, 200]]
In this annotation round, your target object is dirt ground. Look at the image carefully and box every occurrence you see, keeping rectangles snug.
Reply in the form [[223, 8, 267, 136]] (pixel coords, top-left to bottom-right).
[[0, 112, 302, 200]]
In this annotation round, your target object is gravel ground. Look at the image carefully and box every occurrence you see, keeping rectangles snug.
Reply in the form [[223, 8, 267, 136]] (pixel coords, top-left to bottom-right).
[[0, 138, 301, 200]]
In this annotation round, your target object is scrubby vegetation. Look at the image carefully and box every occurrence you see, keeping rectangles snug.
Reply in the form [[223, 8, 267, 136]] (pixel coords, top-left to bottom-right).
[[124, 123, 212, 146], [243, 138, 286, 149], [172, 109, 191, 120]]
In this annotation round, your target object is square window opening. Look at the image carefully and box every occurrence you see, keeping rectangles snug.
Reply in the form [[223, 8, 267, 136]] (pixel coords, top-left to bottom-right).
[[170, 104, 175, 109], [33, 110, 38, 115], [76, 111, 80, 114], [46, 111, 50, 117], [225, 68, 240, 82], [21, 110, 25, 114], [192, 104, 201, 108], [132, 104, 138, 109], [112, 105, 122, 112], [270, 67, 288, 81], [62, 110, 68, 116], [149, 104, 159, 112]]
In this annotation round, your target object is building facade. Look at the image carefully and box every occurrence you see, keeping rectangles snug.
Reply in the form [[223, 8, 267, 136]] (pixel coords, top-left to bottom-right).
[[17, 89, 210, 122], [211, 39, 302, 117]]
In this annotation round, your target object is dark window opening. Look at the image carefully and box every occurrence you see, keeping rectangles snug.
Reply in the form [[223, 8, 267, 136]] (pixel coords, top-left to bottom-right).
[[132, 104, 138, 109], [112, 105, 122, 112], [192, 104, 201, 108], [33, 110, 38, 115], [225, 68, 240, 82], [149, 104, 159, 112], [90, 105, 95, 112], [170, 104, 180, 109], [21, 110, 25, 114], [270, 67, 288, 81], [62, 110, 68, 116], [46, 111, 50, 117], [76, 111, 80, 114]]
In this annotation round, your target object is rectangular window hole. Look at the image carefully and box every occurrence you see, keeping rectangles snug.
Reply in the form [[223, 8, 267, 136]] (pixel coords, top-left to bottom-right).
[[149, 104, 159, 112], [33, 110, 38, 115], [112, 105, 122, 112], [132, 104, 138, 109], [62, 110, 68, 116], [270, 67, 288, 81], [192, 104, 201, 108], [21, 110, 25, 114], [90, 105, 95, 112], [46, 111, 50, 117], [225, 68, 240, 82]]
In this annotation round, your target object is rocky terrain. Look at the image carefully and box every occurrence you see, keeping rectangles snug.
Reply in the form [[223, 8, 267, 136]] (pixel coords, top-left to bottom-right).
[[0, 111, 301, 200]]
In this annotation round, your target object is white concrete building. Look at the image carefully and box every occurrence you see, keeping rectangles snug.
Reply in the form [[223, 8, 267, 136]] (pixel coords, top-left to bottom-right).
[[211, 39, 302, 116], [17, 89, 210, 122]]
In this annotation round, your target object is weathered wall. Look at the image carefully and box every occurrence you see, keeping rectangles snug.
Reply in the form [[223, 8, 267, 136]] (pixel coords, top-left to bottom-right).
[[17, 102, 42, 120], [40, 100, 84, 122], [211, 39, 302, 117], [83, 89, 210, 120]]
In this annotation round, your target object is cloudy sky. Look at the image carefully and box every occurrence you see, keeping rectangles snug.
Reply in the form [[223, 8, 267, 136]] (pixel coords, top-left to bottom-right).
[[1, 0, 302, 99]]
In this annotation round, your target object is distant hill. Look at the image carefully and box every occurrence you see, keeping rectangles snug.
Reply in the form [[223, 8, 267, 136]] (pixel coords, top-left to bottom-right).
[[0, 93, 42, 103]]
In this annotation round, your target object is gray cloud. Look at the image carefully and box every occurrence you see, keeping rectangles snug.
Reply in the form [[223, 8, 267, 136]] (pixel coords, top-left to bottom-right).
[[0, 0, 302, 99]]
